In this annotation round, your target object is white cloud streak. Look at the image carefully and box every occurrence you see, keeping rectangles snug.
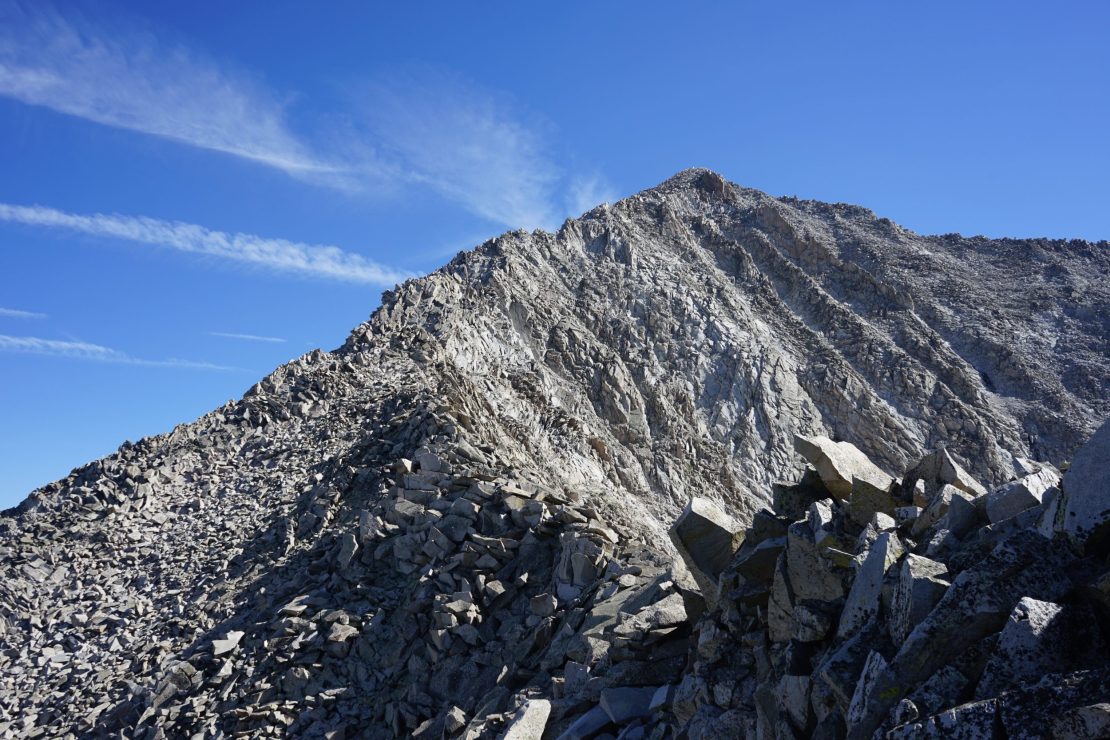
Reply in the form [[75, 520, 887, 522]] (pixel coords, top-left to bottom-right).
[[566, 173, 619, 216], [0, 334, 236, 370], [0, 306, 47, 319], [0, 202, 410, 286], [0, 5, 612, 229], [365, 73, 561, 229], [0, 2, 349, 186], [209, 331, 285, 344]]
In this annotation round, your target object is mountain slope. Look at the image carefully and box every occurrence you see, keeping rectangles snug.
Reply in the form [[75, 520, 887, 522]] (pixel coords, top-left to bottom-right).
[[1, 169, 1107, 737]]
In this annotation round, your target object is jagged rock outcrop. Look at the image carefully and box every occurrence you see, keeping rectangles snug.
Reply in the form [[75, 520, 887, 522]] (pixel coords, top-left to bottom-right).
[[0, 169, 1107, 738], [676, 424, 1110, 740]]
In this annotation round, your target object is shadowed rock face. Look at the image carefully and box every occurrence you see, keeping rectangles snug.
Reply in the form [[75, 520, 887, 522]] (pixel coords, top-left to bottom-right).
[[0, 169, 1106, 737]]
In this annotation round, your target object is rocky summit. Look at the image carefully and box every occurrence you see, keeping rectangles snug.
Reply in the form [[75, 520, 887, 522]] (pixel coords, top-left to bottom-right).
[[1, 169, 1108, 739]]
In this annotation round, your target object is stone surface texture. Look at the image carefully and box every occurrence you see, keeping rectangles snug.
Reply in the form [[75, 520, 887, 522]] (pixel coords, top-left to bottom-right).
[[0, 169, 1108, 738]]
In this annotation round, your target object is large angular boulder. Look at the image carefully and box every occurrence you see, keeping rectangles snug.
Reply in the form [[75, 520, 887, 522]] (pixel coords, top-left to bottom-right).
[[846, 651, 889, 729], [785, 521, 846, 604], [733, 536, 787, 587], [767, 520, 848, 644], [846, 530, 1077, 739], [889, 554, 949, 644], [891, 698, 998, 739], [773, 467, 831, 521], [996, 668, 1110, 739], [911, 485, 955, 538], [778, 674, 814, 733], [555, 705, 610, 740], [837, 532, 903, 640], [848, 476, 900, 527], [671, 497, 744, 588], [767, 554, 795, 643], [720, 525, 788, 611], [984, 467, 1060, 525], [944, 487, 982, 539], [975, 597, 1105, 700], [502, 699, 552, 740], [600, 686, 658, 723], [1050, 703, 1110, 739], [815, 618, 891, 712], [902, 448, 988, 499], [1058, 419, 1110, 549], [793, 435, 895, 500]]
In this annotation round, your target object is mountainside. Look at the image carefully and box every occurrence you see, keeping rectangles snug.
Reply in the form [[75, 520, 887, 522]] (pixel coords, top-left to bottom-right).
[[1, 169, 1108, 739]]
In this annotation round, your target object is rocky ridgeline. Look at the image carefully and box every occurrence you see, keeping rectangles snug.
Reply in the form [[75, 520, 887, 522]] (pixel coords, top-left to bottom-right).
[[670, 424, 1110, 739], [1, 169, 1108, 738], [4, 423, 1108, 740]]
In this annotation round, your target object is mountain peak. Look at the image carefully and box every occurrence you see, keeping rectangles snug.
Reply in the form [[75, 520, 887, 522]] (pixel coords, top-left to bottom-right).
[[632, 167, 736, 201], [3, 176, 1108, 737]]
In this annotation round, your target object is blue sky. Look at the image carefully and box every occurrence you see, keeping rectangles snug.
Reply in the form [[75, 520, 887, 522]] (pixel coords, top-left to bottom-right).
[[1, 1, 1107, 508]]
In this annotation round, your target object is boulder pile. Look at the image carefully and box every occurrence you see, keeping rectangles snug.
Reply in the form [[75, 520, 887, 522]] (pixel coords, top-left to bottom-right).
[[1, 169, 1107, 738], [88, 448, 707, 739], [670, 422, 1110, 739]]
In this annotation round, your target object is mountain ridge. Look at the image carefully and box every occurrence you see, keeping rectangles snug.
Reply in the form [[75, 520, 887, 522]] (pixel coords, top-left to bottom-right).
[[1, 168, 1107, 738], [14, 167, 1109, 518]]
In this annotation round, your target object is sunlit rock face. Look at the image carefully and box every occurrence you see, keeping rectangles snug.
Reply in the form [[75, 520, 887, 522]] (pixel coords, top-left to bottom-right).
[[1, 169, 1106, 738]]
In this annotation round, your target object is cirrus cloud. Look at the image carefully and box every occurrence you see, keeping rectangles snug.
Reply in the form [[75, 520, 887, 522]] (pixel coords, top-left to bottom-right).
[[209, 332, 286, 344], [0, 3, 618, 229], [0, 1, 351, 185], [0, 334, 238, 370], [0, 202, 410, 286], [0, 306, 47, 319]]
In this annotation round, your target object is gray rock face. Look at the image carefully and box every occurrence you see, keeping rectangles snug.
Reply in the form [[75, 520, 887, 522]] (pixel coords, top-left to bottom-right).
[[0, 169, 1107, 738], [974, 597, 1106, 701], [670, 496, 744, 589], [902, 449, 989, 500], [985, 467, 1060, 524], [501, 698, 551, 740], [678, 439, 1110, 740], [838, 532, 903, 639], [889, 554, 949, 644], [794, 435, 895, 500], [1059, 419, 1110, 547], [599, 686, 657, 723]]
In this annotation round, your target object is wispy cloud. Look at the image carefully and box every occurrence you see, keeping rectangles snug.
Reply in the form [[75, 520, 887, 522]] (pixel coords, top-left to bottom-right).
[[0, 4, 612, 229], [0, 306, 47, 319], [0, 334, 236, 370], [364, 71, 561, 229], [209, 331, 285, 344], [0, 2, 358, 187], [566, 173, 619, 216], [0, 202, 409, 285]]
